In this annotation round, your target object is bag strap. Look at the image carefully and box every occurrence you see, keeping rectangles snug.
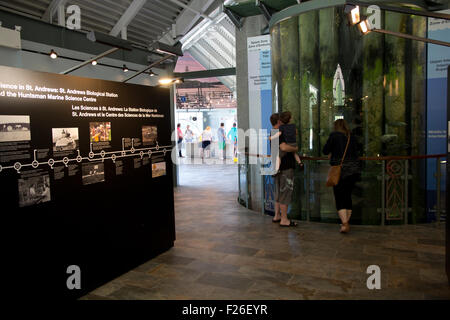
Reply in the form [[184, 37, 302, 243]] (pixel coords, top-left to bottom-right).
[[340, 134, 351, 166]]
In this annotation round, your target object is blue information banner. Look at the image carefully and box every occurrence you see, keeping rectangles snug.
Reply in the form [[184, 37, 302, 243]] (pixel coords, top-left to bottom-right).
[[427, 11, 449, 221]]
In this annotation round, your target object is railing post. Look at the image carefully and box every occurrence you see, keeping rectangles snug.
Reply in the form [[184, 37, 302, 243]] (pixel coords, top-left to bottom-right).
[[238, 155, 241, 203], [246, 153, 250, 209], [436, 157, 441, 225], [260, 157, 265, 216], [404, 159, 409, 225], [306, 160, 310, 222], [381, 160, 385, 226]]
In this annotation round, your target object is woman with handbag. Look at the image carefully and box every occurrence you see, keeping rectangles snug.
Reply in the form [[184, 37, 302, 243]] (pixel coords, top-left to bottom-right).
[[323, 119, 361, 233]]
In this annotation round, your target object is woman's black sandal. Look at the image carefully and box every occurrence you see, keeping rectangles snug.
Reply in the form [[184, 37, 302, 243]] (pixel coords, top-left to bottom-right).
[[280, 220, 297, 227]]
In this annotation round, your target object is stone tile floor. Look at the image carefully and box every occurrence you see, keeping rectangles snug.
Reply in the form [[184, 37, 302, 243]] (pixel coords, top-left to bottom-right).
[[83, 163, 450, 300]]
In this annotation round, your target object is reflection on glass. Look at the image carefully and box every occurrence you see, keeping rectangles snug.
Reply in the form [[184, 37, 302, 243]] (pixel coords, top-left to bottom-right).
[[308, 84, 318, 150], [333, 64, 345, 107]]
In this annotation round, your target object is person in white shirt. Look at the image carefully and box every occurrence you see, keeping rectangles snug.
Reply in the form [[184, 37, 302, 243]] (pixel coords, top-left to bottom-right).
[[201, 126, 212, 159], [185, 125, 194, 143]]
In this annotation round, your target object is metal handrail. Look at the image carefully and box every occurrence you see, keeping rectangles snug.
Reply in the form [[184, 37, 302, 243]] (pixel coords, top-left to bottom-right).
[[241, 152, 446, 161], [240, 152, 446, 225]]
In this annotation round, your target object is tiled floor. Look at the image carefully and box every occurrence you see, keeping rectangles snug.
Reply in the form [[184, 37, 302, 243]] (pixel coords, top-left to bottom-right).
[[83, 163, 450, 300]]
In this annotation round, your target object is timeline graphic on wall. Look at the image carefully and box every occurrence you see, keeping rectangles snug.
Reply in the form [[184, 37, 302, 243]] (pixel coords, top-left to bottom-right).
[[0, 65, 173, 208], [0, 65, 176, 299]]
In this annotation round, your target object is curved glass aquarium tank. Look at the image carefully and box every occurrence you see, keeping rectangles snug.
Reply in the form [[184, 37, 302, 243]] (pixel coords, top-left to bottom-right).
[[270, 1, 438, 225]]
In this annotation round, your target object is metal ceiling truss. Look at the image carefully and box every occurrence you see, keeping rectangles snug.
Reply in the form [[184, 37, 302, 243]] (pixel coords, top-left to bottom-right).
[[109, 0, 146, 38], [256, 0, 272, 22], [42, 0, 66, 22], [187, 46, 235, 91], [223, 6, 242, 30], [169, 0, 212, 21], [1, 0, 238, 91], [159, 0, 217, 46]]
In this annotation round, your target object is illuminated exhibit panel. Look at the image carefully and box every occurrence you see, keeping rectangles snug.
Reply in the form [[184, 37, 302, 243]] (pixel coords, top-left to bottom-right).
[[0, 66, 174, 298], [271, 3, 432, 224]]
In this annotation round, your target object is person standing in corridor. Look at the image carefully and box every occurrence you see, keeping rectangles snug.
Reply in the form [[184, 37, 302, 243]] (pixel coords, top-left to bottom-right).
[[185, 125, 194, 143], [201, 126, 212, 159], [323, 119, 361, 233], [227, 123, 238, 158], [270, 113, 299, 227], [177, 123, 184, 158], [217, 123, 226, 160]]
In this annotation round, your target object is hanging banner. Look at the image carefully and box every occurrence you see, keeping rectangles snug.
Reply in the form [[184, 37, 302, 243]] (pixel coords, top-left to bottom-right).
[[247, 34, 274, 213], [248, 34, 272, 140]]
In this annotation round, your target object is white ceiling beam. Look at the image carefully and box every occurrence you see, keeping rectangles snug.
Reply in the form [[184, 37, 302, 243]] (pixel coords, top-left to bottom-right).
[[110, 0, 147, 37], [198, 39, 231, 67], [159, 0, 216, 46], [192, 42, 226, 69], [211, 27, 235, 51], [216, 21, 235, 45], [169, 0, 212, 21], [187, 46, 235, 91], [211, 38, 234, 63], [42, 0, 66, 22]]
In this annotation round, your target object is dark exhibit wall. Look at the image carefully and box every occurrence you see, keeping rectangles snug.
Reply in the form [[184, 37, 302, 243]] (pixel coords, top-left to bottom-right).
[[0, 66, 175, 299]]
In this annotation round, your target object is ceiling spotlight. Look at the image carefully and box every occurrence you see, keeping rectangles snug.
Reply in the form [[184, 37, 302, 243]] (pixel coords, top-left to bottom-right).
[[344, 5, 361, 25], [349, 6, 360, 25], [158, 77, 184, 85], [123, 64, 129, 72], [358, 19, 372, 35], [148, 69, 157, 77], [158, 78, 174, 85], [91, 60, 98, 66], [49, 49, 58, 59]]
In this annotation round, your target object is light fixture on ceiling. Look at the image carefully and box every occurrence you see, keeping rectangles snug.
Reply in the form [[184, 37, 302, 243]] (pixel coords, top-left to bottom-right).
[[91, 60, 98, 66], [345, 5, 360, 25], [158, 78, 174, 85], [358, 19, 372, 35], [158, 77, 184, 85], [49, 49, 58, 59], [123, 64, 129, 72], [148, 70, 158, 77], [345, 4, 372, 35]]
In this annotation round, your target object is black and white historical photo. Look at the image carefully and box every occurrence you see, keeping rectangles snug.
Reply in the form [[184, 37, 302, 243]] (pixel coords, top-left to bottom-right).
[[82, 162, 105, 185], [18, 174, 51, 207], [52, 127, 79, 152], [0, 115, 31, 142]]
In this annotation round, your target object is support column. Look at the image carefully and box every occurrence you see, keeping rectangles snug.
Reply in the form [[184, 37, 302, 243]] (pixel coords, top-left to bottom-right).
[[236, 15, 267, 211]]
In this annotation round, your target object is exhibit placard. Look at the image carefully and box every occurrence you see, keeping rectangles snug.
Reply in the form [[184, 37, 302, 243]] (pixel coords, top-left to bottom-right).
[[0, 66, 175, 299], [247, 34, 275, 214], [247, 34, 273, 141]]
